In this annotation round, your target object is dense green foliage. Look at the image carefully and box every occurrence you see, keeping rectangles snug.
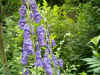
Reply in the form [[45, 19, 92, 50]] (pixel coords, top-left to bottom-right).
[[0, 0, 100, 75]]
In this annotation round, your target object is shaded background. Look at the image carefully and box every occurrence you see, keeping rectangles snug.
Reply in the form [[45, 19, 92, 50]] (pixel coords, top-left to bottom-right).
[[0, 0, 100, 75]]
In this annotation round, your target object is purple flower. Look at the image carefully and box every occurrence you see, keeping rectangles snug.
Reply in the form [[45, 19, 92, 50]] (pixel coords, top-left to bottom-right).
[[58, 59, 63, 68], [23, 38, 32, 45], [34, 43, 43, 67], [46, 31, 50, 44], [43, 56, 53, 75], [23, 24, 31, 39], [34, 59, 43, 67], [52, 54, 58, 68], [19, 17, 26, 30], [23, 24, 33, 55], [44, 48, 50, 57], [37, 26, 46, 46], [21, 24, 33, 65], [19, 1, 63, 75], [30, 11, 34, 19], [46, 68, 53, 75], [30, 10, 42, 23], [23, 24, 32, 46], [48, 44, 52, 54], [19, 5, 27, 17], [29, 0, 42, 23], [21, 51, 28, 65], [22, 39, 33, 65], [22, 68, 31, 75], [30, 2, 37, 11], [19, 4, 26, 30], [51, 40, 56, 47], [33, 10, 42, 23], [57, 70, 60, 75], [23, 43, 33, 55]]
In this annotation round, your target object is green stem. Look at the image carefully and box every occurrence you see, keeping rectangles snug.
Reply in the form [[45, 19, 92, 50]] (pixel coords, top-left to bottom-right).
[[0, 22, 9, 75], [36, 67, 38, 75], [26, 0, 36, 63]]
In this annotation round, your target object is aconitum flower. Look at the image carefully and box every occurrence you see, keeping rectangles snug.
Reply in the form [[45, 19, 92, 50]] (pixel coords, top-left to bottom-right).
[[52, 54, 58, 68], [21, 51, 28, 65], [33, 10, 42, 23], [21, 24, 33, 65], [43, 56, 53, 75], [46, 31, 50, 45], [24, 24, 31, 39], [44, 48, 50, 56], [30, 2, 37, 11], [51, 40, 56, 47], [58, 59, 63, 68], [19, 0, 63, 75], [22, 0, 25, 4], [23, 24, 33, 55], [19, 17, 26, 30], [30, 11, 34, 20], [48, 44, 52, 54], [19, 5, 26, 17], [30, 10, 42, 23], [57, 70, 60, 75], [34, 43, 43, 67], [37, 26, 46, 46], [29, 0, 42, 23]]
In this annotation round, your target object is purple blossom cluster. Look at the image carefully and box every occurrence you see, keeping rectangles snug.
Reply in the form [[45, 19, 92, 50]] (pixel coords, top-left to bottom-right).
[[19, 0, 63, 75], [43, 55, 53, 75], [19, 5, 26, 30], [21, 24, 33, 65], [29, 0, 42, 23], [37, 26, 46, 46], [34, 42, 43, 67], [35, 25, 63, 75]]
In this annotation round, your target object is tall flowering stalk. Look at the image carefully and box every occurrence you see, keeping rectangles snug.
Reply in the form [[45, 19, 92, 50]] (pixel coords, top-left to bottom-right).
[[18, 0, 63, 75]]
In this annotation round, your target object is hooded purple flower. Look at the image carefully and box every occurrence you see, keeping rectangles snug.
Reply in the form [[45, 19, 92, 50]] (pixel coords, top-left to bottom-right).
[[58, 59, 63, 68], [23, 43, 33, 55], [52, 54, 58, 68], [21, 24, 33, 65], [30, 11, 34, 19], [19, 0, 63, 75], [51, 40, 56, 47], [19, 5, 27, 17], [33, 10, 42, 23], [37, 26, 46, 46], [46, 31, 50, 45], [21, 51, 28, 65], [48, 44, 52, 54], [30, 10, 42, 23], [22, 0, 25, 4], [44, 48, 50, 57], [23, 24, 33, 55], [19, 17, 26, 30], [30, 2, 37, 11], [23, 24, 31, 39], [43, 55, 53, 75], [57, 70, 60, 75], [34, 42, 43, 67], [29, 0, 42, 23], [19, 4, 26, 30]]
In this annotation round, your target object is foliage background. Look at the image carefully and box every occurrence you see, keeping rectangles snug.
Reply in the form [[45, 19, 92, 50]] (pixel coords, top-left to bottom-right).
[[0, 0, 100, 75]]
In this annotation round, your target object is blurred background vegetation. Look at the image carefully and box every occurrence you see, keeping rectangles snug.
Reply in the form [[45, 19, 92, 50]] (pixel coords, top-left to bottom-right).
[[0, 0, 100, 75]]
